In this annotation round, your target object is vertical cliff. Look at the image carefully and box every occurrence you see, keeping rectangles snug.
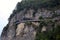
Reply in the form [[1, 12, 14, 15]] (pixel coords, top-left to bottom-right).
[[1, 0, 60, 40]]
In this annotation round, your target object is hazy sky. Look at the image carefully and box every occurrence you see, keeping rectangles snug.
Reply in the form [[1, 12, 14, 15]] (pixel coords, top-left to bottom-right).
[[0, 0, 22, 35]]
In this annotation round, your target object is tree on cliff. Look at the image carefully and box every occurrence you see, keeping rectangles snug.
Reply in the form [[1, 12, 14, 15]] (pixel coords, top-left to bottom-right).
[[9, 0, 60, 20], [16, 0, 60, 12]]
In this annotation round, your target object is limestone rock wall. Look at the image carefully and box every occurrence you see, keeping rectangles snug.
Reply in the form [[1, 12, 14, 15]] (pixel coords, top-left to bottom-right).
[[1, 8, 60, 40]]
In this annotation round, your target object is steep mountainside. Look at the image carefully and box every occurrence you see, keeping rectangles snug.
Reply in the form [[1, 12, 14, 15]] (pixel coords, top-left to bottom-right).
[[1, 0, 60, 40]]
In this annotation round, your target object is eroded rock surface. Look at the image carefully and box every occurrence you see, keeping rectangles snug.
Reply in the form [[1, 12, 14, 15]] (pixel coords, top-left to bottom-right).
[[1, 8, 60, 40], [1, 0, 60, 40]]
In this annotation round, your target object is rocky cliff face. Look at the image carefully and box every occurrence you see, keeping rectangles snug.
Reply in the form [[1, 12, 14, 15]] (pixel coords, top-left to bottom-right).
[[1, 8, 60, 40], [1, 0, 60, 40]]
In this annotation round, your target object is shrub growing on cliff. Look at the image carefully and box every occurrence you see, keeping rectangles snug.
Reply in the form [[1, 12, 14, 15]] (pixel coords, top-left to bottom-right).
[[9, 0, 60, 20], [25, 21, 32, 25], [16, 0, 60, 12], [35, 19, 60, 40]]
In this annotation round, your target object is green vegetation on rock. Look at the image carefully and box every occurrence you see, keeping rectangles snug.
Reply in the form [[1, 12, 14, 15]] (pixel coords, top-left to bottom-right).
[[9, 0, 60, 20], [35, 16, 60, 40], [16, 0, 60, 12]]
